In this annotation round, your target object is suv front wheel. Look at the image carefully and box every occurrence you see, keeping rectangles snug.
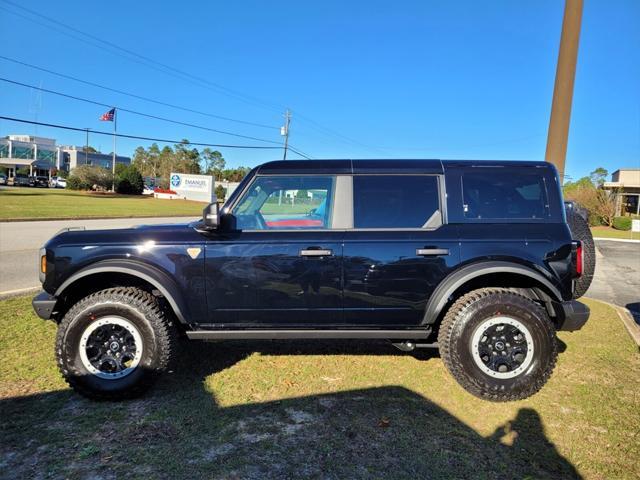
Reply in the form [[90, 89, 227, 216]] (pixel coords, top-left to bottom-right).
[[56, 287, 177, 400], [438, 288, 558, 401]]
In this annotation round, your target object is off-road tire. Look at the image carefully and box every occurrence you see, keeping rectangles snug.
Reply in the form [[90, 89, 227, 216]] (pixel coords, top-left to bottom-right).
[[438, 288, 558, 402], [566, 206, 596, 298], [56, 287, 177, 400]]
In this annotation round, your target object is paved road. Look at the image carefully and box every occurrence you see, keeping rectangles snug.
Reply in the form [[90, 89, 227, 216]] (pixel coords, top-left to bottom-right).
[[0, 217, 196, 293], [586, 239, 640, 322]]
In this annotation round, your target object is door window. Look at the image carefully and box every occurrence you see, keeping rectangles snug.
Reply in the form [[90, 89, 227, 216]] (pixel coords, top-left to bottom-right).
[[353, 175, 440, 228], [231, 176, 335, 230]]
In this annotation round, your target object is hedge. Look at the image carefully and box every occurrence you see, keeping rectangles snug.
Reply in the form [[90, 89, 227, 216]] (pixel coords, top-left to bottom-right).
[[612, 216, 632, 231]]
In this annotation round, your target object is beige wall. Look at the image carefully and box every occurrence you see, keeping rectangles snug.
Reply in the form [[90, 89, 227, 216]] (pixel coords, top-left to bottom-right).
[[612, 169, 640, 185]]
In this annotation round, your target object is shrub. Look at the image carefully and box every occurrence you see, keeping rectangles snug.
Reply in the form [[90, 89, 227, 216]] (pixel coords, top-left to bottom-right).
[[115, 165, 144, 195], [67, 165, 113, 191], [215, 184, 226, 200], [612, 216, 632, 231], [588, 212, 604, 227]]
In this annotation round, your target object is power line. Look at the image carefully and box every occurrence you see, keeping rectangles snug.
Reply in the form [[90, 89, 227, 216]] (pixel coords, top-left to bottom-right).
[[0, 116, 283, 149], [0, 0, 282, 113], [0, 56, 278, 131], [0, 4, 379, 152], [0, 77, 283, 145]]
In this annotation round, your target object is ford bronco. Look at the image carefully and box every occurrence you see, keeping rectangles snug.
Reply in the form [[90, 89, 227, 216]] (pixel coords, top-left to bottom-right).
[[32, 160, 593, 401]]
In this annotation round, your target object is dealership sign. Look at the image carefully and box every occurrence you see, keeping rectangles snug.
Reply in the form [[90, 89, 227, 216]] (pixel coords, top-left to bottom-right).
[[169, 173, 215, 203]]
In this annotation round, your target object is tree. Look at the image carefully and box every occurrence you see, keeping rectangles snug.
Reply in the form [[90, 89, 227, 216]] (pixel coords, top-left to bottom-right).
[[115, 165, 144, 195], [215, 184, 227, 201], [67, 165, 113, 191], [202, 148, 225, 180], [82, 146, 98, 153], [590, 167, 608, 187]]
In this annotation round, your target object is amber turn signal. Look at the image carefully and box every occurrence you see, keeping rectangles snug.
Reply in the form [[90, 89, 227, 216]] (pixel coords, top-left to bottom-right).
[[40, 255, 47, 274]]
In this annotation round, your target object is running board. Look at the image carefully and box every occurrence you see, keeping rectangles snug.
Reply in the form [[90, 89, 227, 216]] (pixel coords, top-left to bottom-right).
[[186, 329, 431, 340]]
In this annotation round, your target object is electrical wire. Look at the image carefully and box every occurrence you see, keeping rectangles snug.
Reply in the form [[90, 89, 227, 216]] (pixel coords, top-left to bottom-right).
[[0, 56, 278, 131], [0, 0, 282, 113], [0, 116, 283, 149], [0, 77, 283, 145]]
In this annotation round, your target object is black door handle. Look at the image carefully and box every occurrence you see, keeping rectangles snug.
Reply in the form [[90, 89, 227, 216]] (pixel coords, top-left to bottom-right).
[[416, 248, 449, 256]]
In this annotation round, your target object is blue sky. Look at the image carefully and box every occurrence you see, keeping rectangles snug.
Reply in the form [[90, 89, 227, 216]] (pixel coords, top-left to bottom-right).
[[0, 0, 638, 181]]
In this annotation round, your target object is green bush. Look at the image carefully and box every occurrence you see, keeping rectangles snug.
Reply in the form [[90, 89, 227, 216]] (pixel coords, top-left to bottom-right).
[[67, 165, 113, 191], [215, 184, 226, 201], [612, 216, 632, 231], [588, 212, 604, 226], [115, 165, 144, 195]]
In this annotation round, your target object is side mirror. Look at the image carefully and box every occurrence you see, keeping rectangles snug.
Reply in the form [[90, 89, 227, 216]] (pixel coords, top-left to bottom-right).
[[202, 201, 219, 229]]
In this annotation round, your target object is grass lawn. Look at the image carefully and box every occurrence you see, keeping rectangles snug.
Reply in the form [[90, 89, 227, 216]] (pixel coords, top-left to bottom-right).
[[1, 297, 638, 479], [0, 187, 204, 221], [591, 226, 640, 240]]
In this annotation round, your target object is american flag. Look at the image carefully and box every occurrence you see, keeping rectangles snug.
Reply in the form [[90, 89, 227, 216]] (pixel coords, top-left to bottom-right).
[[100, 108, 115, 121]]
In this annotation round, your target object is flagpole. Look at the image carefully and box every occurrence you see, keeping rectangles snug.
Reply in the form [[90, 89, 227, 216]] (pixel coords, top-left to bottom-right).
[[112, 108, 117, 192]]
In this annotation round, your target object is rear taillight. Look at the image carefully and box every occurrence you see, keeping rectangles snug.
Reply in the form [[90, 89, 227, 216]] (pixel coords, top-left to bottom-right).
[[573, 241, 583, 277]]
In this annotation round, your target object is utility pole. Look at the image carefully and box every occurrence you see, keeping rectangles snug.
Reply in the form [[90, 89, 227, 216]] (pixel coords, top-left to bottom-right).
[[84, 128, 89, 165], [545, 0, 583, 180], [281, 109, 291, 160]]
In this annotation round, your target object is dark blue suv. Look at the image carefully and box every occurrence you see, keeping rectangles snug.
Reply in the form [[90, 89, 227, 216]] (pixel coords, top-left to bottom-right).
[[33, 160, 592, 401]]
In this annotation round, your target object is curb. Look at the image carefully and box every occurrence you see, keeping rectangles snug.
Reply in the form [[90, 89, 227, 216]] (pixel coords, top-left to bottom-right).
[[593, 237, 640, 244], [585, 297, 640, 350], [0, 286, 40, 301]]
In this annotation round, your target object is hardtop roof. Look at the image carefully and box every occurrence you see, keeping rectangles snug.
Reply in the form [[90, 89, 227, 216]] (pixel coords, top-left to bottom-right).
[[256, 159, 552, 175]]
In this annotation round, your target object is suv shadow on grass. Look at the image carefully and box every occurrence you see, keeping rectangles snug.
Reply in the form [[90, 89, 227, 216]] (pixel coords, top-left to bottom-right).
[[0, 340, 581, 480]]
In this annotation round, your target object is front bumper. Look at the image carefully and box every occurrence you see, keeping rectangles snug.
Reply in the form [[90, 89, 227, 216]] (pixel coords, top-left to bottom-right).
[[32, 291, 57, 320], [556, 300, 590, 331]]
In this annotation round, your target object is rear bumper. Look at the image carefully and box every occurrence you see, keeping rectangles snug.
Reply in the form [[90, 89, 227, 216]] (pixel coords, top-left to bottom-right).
[[556, 300, 590, 331], [32, 290, 57, 320]]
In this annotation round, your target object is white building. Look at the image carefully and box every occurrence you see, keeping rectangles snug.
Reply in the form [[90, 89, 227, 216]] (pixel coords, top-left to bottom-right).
[[0, 135, 131, 177], [0, 135, 59, 177]]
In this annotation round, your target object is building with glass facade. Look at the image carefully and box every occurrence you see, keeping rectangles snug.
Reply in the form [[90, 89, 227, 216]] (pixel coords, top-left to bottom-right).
[[0, 135, 59, 177], [0, 135, 131, 178]]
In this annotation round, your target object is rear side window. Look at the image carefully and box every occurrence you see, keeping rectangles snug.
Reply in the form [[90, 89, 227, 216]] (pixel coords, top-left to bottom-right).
[[353, 175, 440, 228], [462, 171, 549, 220]]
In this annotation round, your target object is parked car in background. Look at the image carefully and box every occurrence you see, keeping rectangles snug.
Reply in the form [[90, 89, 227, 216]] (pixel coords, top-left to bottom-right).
[[0, 174, 6, 185], [29, 176, 50, 188], [7, 174, 30, 186], [49, 176, 67, 188], [142, 184, 155, 195]]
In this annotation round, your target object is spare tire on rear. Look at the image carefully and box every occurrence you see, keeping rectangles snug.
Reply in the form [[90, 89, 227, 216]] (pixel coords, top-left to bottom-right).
[[565, 202, 596, 298]]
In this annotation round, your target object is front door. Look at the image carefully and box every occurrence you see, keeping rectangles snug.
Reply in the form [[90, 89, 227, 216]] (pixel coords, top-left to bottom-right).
[[204, 174, 343, 327], [342, 174, 460, 326]]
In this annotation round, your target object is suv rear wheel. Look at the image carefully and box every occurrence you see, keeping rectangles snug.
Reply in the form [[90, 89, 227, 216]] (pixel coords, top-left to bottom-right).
[[438, 288, 557, 401], [56, 287, 177, 400]]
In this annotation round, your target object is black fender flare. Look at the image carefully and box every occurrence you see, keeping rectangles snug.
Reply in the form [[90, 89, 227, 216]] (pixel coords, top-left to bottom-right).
[[421, 261, 563, 325], [54, 259, 190, 324]]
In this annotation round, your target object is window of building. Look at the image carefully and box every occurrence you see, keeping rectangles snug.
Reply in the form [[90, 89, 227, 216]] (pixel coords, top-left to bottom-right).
[[0, 143, 9, 158], [36, 149, 56, 163], [232, 176, 334, 230], [462, 171, 549, 220], [11, 145, 33, 159], [353, 175, 440, 229]]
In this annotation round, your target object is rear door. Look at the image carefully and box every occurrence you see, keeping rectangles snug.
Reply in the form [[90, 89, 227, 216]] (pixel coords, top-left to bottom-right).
[[342, 174, 460, 326]]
